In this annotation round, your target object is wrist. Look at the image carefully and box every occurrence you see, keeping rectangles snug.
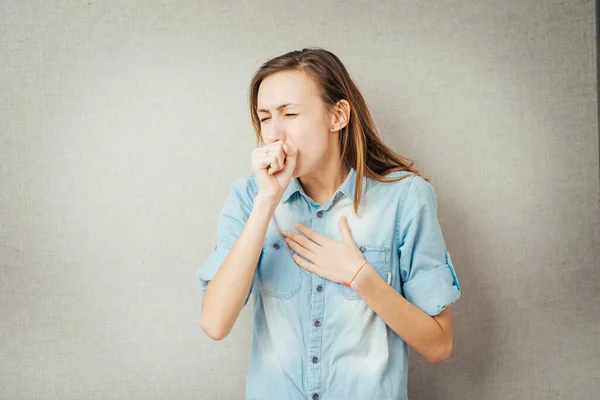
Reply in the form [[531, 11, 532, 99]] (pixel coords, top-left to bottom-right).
[[350, 262, 374, 291], [343, 260, 368, 287], [253, 194, 279, 213]]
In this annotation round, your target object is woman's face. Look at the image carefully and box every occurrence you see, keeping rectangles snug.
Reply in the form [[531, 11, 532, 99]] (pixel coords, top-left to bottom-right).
[[257, 70, 334, 177]]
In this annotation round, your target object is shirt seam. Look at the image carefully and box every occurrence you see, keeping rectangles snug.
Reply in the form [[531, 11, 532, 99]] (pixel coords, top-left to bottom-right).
[[245, 172, 259, 198], [395, 174, 418, 246]]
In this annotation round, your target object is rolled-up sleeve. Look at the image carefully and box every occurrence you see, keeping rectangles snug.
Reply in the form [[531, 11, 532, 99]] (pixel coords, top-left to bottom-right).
[[397, 176, 461, 316], [197, 174, 257, 306]]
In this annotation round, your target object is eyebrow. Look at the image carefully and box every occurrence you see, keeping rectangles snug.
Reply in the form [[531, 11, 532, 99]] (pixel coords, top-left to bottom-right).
[[257, 103, 301, 113]]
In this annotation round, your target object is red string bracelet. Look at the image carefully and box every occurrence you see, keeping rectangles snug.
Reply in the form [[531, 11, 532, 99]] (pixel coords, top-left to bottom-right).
[[342, 261, 368, 287]]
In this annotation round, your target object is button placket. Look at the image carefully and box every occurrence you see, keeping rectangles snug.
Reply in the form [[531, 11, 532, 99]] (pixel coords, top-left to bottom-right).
[[306, 211, 325, 398]]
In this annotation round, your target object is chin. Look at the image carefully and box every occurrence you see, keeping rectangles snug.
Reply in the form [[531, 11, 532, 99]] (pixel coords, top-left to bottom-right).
[[292, 164, 309, 178], [294, 161, 323, 179], [291, 163, 302, 178]]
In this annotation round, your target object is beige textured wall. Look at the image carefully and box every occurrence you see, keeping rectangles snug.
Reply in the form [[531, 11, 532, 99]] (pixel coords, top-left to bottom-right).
[[1, 0, 598, 399]]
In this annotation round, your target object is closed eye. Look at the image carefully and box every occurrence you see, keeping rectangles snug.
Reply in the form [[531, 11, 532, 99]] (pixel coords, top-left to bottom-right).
[[260, 114, 296, 123]]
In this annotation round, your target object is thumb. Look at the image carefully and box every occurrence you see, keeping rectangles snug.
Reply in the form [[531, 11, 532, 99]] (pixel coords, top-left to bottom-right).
[[282, 142, 298, 159], [282, 143, 298, 173], [339, 216, 354, 243]]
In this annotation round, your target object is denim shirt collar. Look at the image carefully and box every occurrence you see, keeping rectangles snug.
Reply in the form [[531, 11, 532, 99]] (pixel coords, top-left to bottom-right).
[[281, 167, 367, 204]]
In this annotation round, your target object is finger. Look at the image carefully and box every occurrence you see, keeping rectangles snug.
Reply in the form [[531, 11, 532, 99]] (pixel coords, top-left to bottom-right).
[[253, 147, 266, 157], [252, 155, 266, 171], [263, 143, 285, 173], [252, 148, 266, 168], [339, 216, 354, 243], [291, 253, 317, 273], [284, 238, 315, 262], [295, 223, 330, 246], [267, 157, 281, 175], [260, 156, 278, 172], [284, 231, 320, 253], [271, 143, 286, 172]]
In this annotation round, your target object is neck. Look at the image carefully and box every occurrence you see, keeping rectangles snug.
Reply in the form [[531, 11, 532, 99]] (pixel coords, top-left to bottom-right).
[[299, 158, 350, 205]]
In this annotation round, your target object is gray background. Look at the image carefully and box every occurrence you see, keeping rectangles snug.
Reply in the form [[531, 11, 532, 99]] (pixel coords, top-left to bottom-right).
[[1, 0, 599, 399]]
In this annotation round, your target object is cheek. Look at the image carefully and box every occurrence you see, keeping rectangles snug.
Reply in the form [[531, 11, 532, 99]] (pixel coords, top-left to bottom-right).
[[290, 121, 328, 149], [285, 118, 329, 166], [294, 133, 329, 168]]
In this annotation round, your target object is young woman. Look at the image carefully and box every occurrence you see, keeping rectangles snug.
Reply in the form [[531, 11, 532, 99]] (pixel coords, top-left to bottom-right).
[[198, 47, 461, 400]]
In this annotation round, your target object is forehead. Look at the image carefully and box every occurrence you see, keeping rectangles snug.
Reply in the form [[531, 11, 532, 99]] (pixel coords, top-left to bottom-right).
[[257, 70, 322, 110]]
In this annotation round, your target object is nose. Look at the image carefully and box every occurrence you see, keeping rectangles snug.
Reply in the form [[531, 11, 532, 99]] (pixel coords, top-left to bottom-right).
[[264, 118, 286, 144]]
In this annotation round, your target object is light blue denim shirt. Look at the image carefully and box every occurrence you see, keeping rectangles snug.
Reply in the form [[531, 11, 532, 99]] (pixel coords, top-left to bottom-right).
[[198, 168, 461, 400]]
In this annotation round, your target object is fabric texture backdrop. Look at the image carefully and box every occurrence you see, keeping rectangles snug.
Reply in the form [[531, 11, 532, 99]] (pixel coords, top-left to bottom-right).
[[1, 0, 598, 398]]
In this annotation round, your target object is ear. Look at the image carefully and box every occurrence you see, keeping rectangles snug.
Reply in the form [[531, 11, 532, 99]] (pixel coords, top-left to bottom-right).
[[329, 100, 351, 131]]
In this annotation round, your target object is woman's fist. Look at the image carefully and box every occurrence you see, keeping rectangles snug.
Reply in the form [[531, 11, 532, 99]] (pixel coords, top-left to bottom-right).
[[251, 140, 298, 202]]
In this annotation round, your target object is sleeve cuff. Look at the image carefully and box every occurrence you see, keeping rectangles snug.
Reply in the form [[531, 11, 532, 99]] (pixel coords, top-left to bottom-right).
[[197, 244, 254, 306], [402, 251, 461, 316], [197, 244, 230, 291]]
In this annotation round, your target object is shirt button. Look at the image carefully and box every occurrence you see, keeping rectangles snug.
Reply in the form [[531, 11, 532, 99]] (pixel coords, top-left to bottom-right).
[[316, 211, 324, 218], [312, 394, 319, 400], [312, 356, 319, 364], [314, 320, 321, 327], [316, 285, 323, 293], [359, 245, 366, 253], [273, 243, 280, 250]]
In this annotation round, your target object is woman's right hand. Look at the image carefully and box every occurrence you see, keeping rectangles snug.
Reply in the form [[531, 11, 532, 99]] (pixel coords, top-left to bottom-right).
[[251, 140, 298, 202]]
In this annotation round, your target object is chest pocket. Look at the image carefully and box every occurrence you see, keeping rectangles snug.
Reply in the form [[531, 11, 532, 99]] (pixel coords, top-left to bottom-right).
[[338, 244, 391, 300], [258, 236, 303, 300]]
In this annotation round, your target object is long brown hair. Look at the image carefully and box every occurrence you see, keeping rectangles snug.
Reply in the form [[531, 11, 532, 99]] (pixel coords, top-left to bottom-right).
[[248, 47, 428, 214]]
